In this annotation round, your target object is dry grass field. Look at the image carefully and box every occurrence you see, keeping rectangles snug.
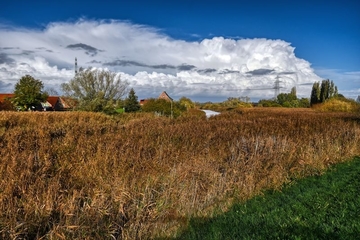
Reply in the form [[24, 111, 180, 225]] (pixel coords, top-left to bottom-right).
[[0, 108, 359, 239]]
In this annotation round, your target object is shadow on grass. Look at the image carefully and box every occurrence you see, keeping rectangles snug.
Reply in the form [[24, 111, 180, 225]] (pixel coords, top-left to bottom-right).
[[343, 115, 360, 124], [174, 156, 360, 240]]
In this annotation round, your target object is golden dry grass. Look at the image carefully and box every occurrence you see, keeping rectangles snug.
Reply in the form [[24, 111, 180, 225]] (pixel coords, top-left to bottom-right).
[[0, 109, 359, 239], [312, 98, 360, 112]]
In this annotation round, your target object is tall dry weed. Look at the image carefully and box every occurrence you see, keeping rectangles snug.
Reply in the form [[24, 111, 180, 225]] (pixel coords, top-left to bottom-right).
[[0, 109, 359, 239]]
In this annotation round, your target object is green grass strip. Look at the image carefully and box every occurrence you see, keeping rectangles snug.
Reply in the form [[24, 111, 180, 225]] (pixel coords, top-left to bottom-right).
[[177, 156, 360, 240]]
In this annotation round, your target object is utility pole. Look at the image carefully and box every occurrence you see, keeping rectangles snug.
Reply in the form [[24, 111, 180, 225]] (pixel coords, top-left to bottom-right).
[[170, 100, 173, 119]]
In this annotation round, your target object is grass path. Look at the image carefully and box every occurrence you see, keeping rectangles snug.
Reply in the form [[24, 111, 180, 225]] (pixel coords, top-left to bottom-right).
[[176, 156, 360, 240]]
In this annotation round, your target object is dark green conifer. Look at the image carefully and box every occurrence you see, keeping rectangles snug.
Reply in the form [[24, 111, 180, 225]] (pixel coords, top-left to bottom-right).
[[124, 88, 141, 112]]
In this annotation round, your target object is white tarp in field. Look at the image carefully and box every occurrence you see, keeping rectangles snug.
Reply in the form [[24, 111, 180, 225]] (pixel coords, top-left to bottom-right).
[[202, 110, 220, 118]]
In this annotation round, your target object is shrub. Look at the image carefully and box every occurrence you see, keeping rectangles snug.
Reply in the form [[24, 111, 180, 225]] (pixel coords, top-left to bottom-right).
[[141, 98, 186, 118], [314, 98, 360, 112]]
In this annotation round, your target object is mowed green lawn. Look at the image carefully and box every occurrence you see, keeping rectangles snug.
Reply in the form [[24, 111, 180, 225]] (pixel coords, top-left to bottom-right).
[[177, 157, 360, 240]]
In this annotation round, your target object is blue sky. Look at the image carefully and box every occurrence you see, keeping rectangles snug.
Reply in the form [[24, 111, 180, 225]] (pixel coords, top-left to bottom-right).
[[0, 0, 359, 101]]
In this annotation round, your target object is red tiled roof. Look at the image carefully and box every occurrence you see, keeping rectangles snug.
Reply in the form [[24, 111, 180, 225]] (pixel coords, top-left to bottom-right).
[[139, 99, 149, 105], [158, 91, 173, 101], [0, 94, 73, 110], [47, 96, 59, 107], [57, 97, 73, 109], [0, 94, 15, 102]]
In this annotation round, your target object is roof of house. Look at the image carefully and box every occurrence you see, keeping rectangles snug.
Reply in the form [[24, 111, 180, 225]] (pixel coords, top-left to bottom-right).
[[139, 99, 149, 105], [158, 91, 173, 101], [56, 97, 73, 109], [47, 96, 59, 107], [0, 94, 73, 109], [0, 93, 15, 102]]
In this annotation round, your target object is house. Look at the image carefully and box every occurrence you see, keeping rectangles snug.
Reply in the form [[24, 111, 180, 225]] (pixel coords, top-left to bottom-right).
[[0, 93, 73, 111], [46, 96, 73, 111], [139, 99, 148, 106], [0, 94, 16, 110], [158, 91, 173, 102], [0, 93, 15, 103], [139, 91, 173, 106]]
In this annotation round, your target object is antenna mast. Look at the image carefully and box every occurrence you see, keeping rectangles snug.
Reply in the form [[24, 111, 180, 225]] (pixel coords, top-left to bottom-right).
[[75, 57, 78, 75]]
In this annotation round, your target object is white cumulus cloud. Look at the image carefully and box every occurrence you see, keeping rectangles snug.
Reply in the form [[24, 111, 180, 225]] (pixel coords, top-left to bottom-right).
[[0, 19, 324, 101]]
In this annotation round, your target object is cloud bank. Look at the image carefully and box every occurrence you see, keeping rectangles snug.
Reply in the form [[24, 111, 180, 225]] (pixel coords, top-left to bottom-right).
[[0, 19, 328, 101]]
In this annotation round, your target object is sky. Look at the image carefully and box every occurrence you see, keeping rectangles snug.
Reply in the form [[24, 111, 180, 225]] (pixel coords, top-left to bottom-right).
[[0, 0, 359, 102]]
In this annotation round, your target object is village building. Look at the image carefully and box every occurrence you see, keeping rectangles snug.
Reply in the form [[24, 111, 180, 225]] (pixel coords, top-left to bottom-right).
[[139, 99, 148, 106], [46, 96, 73, 111], [0, 94, 15, 103], [158, 91, 173, 101], [0, 93, 73, 111], [139, 91, 173, 106]]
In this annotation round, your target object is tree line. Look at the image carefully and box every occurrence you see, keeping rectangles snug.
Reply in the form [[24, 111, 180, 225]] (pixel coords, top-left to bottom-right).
[[1, 68, 188, 116], [310, 79, 338, 106], [258, 87, 310, 108], [1, 67, 357, 113]]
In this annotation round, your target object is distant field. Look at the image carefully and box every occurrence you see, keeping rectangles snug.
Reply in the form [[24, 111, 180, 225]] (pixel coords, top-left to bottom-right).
[[0, 109, 359, 239]]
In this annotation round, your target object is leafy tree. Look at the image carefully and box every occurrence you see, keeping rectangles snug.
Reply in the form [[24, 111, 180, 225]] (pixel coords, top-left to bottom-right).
[[290, 86, 297, 97], [260, 87, 309, 108], [61, 68, 128, 112], [12, 75, 48, 111], [179, 96, 194, 109], [114, 99, 125, 112], [221, 97, 252, 108], [311, 79, 338, 106], [277, 92, 297, 106], [124, 88, 141, 112], [258, 99, 281, 107], [298, 98, 310, 108], [200, 101, 221, 111], [320, 79, 330, 102], [310, 82, 321, 106], [141, 98, 186, 118]]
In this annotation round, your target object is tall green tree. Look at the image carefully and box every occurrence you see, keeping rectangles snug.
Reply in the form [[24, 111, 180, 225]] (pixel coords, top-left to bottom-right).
[[12, 75, 48, 110], [310, 82, 321, 106], [290, 86, 297, 98], [311, 79, 338, 106], [124, 88, 141, 112], [61, 68, 128, 112], [320, 79, 330, 102]]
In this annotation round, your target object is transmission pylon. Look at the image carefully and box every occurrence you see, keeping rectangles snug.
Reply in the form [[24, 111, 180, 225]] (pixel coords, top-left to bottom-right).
[[274, 75, 282, 98]]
